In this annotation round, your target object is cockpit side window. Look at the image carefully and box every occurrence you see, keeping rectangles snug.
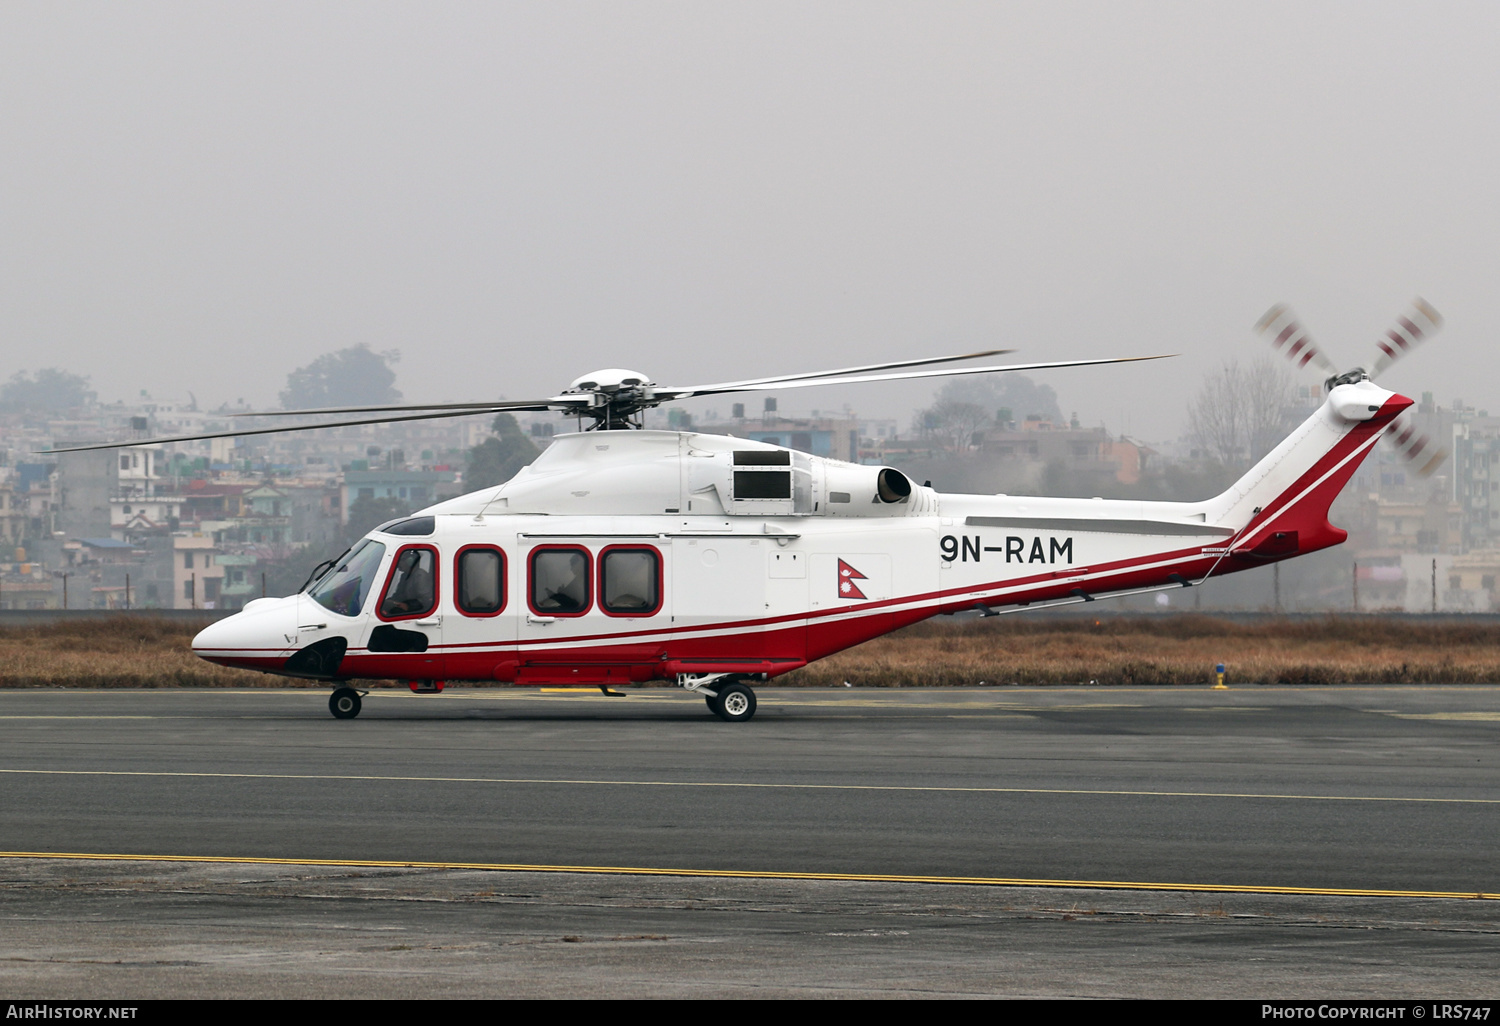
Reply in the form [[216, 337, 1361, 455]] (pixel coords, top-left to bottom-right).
[[309, 539, 387, 618], [379, 545, 439, 620]]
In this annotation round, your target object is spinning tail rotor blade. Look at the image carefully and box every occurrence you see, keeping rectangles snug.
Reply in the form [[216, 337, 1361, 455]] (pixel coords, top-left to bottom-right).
[[1368, 297, 1443, 379], [1386, 413, 1448, 477], [1255, 304, 1340, 377]]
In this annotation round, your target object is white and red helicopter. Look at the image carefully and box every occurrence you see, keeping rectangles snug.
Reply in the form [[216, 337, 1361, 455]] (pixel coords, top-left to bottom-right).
[[51, 303, 1442, 721]]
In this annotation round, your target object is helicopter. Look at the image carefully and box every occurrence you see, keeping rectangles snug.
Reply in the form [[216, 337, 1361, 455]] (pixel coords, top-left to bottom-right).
[[49, 306, 1441, 722]]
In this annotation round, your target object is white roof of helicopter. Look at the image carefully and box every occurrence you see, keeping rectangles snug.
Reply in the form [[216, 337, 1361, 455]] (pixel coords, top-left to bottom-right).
[[420, 429, 811, 518]]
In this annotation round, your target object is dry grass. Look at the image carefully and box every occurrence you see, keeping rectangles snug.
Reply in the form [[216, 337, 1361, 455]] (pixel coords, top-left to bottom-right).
[[4, 614, 1500, 688], [781, 615, 1500, 687], [0, 617, 293, 688]]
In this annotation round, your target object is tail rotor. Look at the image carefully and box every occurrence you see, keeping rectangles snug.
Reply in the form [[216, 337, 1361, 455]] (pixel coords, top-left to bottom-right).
[[1369, 297, 1443, 378], [1385, 413, 1448, 478], [1255, 297, 1447, 477], [1255, 303, 1340, 377]]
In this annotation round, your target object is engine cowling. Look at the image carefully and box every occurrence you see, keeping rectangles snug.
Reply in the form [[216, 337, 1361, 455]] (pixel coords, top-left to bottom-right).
[[818, 463, 924, 517]]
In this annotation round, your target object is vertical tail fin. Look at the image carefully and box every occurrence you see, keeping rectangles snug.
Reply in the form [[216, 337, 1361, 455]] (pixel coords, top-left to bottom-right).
[[1204, 380, 1411, 559]]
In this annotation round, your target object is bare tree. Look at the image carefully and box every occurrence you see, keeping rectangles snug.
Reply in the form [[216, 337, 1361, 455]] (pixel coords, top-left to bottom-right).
[[1187, 357, 1295, 469], [1243, 356, 1297, 461], [1187, 362, 1244, 466]]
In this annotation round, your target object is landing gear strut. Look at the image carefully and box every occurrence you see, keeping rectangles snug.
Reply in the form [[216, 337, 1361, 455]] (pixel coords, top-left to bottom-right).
[[329, 687, 363, 720], [676, 672, 761, 722]]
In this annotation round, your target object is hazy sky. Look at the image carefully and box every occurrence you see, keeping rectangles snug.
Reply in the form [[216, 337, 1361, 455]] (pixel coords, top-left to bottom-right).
[[3, 2, 1497, 441]]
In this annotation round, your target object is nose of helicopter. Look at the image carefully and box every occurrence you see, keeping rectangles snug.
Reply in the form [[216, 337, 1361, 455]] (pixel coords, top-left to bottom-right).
[[192, 596, 301, 671]]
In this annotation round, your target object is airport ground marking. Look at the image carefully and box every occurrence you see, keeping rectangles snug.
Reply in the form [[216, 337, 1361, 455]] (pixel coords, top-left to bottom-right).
[[0, 850, 1495, 901], [1, 767, 1495, 806]]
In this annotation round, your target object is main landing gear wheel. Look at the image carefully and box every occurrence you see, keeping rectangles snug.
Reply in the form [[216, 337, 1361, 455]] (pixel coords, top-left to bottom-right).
[[329, 687, 362, 720], [710, 682, 757, 723]]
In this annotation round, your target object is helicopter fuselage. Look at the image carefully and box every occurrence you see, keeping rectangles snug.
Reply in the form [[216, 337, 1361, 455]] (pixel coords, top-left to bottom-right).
[[192, 379, 1410, 705]]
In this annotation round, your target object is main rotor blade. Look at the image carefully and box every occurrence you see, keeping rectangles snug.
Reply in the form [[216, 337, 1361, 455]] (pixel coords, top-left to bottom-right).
[[671, 354, 1174, 398], [39, 404, 561, 453], [655, 349, 1013, 398], [1369, 297, 1443, 378], [255, 352, 1019, 416], [1255, 304, 1340, 378], [233, 397, 567, 418]]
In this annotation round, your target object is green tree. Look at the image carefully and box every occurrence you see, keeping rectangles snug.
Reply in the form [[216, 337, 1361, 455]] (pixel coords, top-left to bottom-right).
[[464, 413, 539, 490], [343, 495, 413, 546], [922, 399, 992, 452], [928, 373, 1062, 427], [0, 369, 95, 412], [280, 345, 401, 410], [257, 543, 327, 598]]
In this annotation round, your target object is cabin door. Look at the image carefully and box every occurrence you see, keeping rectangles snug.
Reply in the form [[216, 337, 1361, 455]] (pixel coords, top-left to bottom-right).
[[442, 543, 515, 683], [363, 542, 446, 680]]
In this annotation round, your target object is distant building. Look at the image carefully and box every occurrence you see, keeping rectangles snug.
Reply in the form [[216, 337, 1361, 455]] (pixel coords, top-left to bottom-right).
[[64, 538, 138, 566], [1441, 549, 1500, 611], [1450, 414, 1500, 551], [216, 552, 263, 610], [695, 414, 862, 463], [0, 477, 23, 546], [172, 535, 224, 610], [52, 450, 117, 540], [1372, 499, 1463, 555], [340, 469, 460, 523], [0, 572, 59, 610], [972, 419, 1154, 489], [224, 484, 292, 546]]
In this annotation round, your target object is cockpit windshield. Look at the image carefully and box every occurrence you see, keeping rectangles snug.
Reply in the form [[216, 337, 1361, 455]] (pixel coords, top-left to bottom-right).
[[308, 539, 387, 617]]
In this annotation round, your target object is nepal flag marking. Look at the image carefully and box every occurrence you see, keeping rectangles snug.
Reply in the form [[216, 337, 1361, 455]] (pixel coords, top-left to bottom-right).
[[837, 559, 869, 600]]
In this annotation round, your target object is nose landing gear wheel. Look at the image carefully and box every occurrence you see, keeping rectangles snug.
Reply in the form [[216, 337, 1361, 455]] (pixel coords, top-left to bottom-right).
[[711, 682, 756, 723], [329, 687, 362, 720]]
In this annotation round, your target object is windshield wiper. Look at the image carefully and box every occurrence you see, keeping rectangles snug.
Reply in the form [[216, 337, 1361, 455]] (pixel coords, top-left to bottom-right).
[[299, 547, 351, 593]]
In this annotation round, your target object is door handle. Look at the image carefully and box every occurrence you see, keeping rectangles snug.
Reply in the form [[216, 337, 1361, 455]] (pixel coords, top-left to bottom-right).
[[415, 616, 442, 627], [527, 615, 556, 625]]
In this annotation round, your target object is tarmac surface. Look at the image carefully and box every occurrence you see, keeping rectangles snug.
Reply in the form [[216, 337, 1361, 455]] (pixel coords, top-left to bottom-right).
[[2, 684, 1499, 997]]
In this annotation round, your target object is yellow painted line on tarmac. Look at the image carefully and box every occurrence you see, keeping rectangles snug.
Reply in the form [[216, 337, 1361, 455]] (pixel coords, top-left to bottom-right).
[[0, 850, 1495, 900], [1, 767, 1495, 805], [1387, 712, 1500, 722]]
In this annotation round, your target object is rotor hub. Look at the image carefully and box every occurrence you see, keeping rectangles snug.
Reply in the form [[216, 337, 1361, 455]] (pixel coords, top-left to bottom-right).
[[561, 369, 657, 429], [566, 369, 653, 394]]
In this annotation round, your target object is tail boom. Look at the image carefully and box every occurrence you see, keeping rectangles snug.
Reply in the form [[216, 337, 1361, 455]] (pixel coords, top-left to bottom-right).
[[1208, 381, 1411, 567]]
